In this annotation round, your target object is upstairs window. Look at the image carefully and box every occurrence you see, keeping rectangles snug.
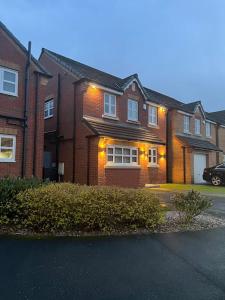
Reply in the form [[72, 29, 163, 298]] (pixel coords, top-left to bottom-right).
[[195, 119, 201, 135], [107, 145, 138, 166], [0, 134, 16, 162], [44, 99, 54, 119], [128, 99, 138, 121], [183, 115, 190, 133], [104, 93, 116, 117], [148, 105, 158, 125], [206, 122, 211, 137], [0, 67, 18, 96], [149, 148, 158, 166]]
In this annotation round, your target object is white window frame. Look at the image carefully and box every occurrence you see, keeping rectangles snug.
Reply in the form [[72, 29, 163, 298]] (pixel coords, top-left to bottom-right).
[[148, 105, 158, 126], [195, 119, 201, 135], [106, 145, 138, 166], [128, 99, 138, 122], [0, 134, 16, 163], [183, 115, 190, 133], [0, 67, 18, 96], [104, 93, 116, 117], [44, 99, 54, 119], [206, 122, 211, 138], [148, 147, 158, 166]]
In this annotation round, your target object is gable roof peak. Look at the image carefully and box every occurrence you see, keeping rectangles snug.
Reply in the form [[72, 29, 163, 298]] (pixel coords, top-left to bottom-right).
[[0, 21, 51, 77]]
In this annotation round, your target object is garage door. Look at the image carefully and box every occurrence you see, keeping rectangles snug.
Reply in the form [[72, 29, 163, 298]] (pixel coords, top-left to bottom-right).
[[193, 154, 206, 184]]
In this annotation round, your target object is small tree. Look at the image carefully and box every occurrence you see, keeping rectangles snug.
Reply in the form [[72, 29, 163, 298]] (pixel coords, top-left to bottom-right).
[[172, 190, 212, 223]]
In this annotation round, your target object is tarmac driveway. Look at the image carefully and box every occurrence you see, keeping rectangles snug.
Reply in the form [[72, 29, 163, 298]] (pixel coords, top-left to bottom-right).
[[1, 228, 225, 300]]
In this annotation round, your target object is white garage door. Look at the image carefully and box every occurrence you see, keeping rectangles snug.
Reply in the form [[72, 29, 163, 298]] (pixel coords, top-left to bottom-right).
[[193, 154, 206, 184]]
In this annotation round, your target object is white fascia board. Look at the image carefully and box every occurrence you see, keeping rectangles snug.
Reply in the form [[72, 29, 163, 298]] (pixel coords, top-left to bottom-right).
[[177, 110, 193, 117], [89, 83, 123, 95]]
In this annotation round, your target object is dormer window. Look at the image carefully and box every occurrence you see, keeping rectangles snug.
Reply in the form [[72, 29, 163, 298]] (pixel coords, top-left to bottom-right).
[[183, 115, 190, 133], [148, 105, 158, 126], [128, 99, 138, 121], [104, 93, 116, 117], [195, 119, 201, 135], [0, 67, 18, 96]]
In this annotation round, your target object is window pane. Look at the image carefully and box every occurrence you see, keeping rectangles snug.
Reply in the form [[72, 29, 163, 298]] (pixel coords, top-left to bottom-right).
[[107, 155, 113, 162], [1, 137, 13, 147], [132, 157, 137, 162], [115, 156, 122, 163], [132, 149, 137, 155], [0, 149, 13, 159], [4, 71, 16, 82], [107, 148, 113, 154], [115, 148, 122, 154], [123, 156, 130, 163], [3, 82, 15, 93], [123, 148, 130, 155]]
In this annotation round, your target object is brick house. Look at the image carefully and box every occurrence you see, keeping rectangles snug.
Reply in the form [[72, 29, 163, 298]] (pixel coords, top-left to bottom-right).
[[154, 97, 224, 184], [0, 21, 50, 178], [39, 49, 167, 188]]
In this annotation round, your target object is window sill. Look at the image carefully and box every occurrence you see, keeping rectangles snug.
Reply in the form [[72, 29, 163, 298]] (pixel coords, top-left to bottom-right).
[[183, 131, 192, 135], [148, 123, 159, 129], [44, 115, 53, 120], [0, 160, 16, 163], [102, 114, 119, 121], [194, 133, 202, 137], [105, 165, 141, 169], [126, 120, 140, 125], [0, 91, 18, 97], [206, 136, 212, 139], [148, 164, 159, 168]]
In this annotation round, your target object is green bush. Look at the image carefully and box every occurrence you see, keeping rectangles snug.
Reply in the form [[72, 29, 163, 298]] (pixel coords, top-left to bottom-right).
[[16, 183, 162, 232], [0, 177, 45, 224], [172, 190, 212, 223]]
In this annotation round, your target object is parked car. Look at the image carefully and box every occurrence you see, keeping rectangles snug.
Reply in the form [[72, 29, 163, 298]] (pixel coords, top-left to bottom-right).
[[203, 163, 225, 186]]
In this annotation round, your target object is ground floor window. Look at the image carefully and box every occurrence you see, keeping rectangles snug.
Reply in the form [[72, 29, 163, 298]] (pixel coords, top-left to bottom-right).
[[149, 147, 158, 166], [0, 134, 16, 162], [106, 145, 138, 166]]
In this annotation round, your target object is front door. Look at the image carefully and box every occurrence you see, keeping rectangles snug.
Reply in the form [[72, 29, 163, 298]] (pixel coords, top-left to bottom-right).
[[193, 154, 206, 184]]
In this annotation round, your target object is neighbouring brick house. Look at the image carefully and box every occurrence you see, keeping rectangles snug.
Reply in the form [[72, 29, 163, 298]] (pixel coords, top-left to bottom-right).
[[0, 21, 51, 178], [39, 49, 167, 188], [154, 97, 224, 184]]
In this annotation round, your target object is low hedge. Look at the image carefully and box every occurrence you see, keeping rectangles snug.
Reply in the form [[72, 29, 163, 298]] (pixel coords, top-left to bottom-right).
[[16, 183, 162, 233], [0, 177, 45, 225]]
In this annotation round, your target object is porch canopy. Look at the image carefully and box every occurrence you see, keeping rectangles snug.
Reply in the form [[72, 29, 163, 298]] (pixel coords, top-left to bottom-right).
[[176, 135, 223, 152], [83, 116, 165, 144]]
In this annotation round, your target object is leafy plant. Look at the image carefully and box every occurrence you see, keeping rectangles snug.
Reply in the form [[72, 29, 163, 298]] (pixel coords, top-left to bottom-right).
[[172, 190, 212, 223], [16, 183, 163, 233], [0, 177, 46, 224]]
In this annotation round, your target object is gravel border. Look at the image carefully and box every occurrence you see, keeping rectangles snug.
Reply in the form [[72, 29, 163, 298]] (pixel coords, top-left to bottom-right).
[[0, 212, 225, 237]]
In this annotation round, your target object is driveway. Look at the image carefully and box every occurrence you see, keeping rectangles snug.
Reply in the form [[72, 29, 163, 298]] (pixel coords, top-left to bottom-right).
[[1, 229, 225, 300]]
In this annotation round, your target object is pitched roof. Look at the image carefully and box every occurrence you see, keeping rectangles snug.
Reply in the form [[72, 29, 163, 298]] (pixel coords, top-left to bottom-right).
[[83, 116, 165, 144], [207, 110, 225, 125], [176, 135, 222, 152], [40, 49, 221, 123], [0, 21, 51, 77]]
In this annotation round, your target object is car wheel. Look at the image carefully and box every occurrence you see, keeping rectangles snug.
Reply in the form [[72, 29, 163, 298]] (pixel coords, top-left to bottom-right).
[[211, 176, 222, 186]]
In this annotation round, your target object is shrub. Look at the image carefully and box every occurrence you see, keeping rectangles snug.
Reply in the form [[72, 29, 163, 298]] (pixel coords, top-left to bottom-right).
[[16, 183, 162, 232], [0, 177, 45, 224], [172, 190, 212, 223]]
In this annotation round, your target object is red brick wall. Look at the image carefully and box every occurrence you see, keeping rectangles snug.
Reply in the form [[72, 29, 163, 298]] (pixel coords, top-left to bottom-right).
[[0, 26, 46, 178], [40, 53, 167, 187]]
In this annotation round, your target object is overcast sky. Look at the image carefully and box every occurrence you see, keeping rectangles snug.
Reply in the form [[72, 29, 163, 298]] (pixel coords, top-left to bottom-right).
[[1, 0, 225, 112]]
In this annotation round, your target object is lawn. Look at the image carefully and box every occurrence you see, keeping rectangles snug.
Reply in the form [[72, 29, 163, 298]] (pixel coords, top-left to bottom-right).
[[157, 184, 225, 195]]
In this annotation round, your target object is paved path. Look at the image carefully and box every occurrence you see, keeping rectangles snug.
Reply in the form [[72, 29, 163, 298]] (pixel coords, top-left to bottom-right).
[[1, 228, 225, 300]]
